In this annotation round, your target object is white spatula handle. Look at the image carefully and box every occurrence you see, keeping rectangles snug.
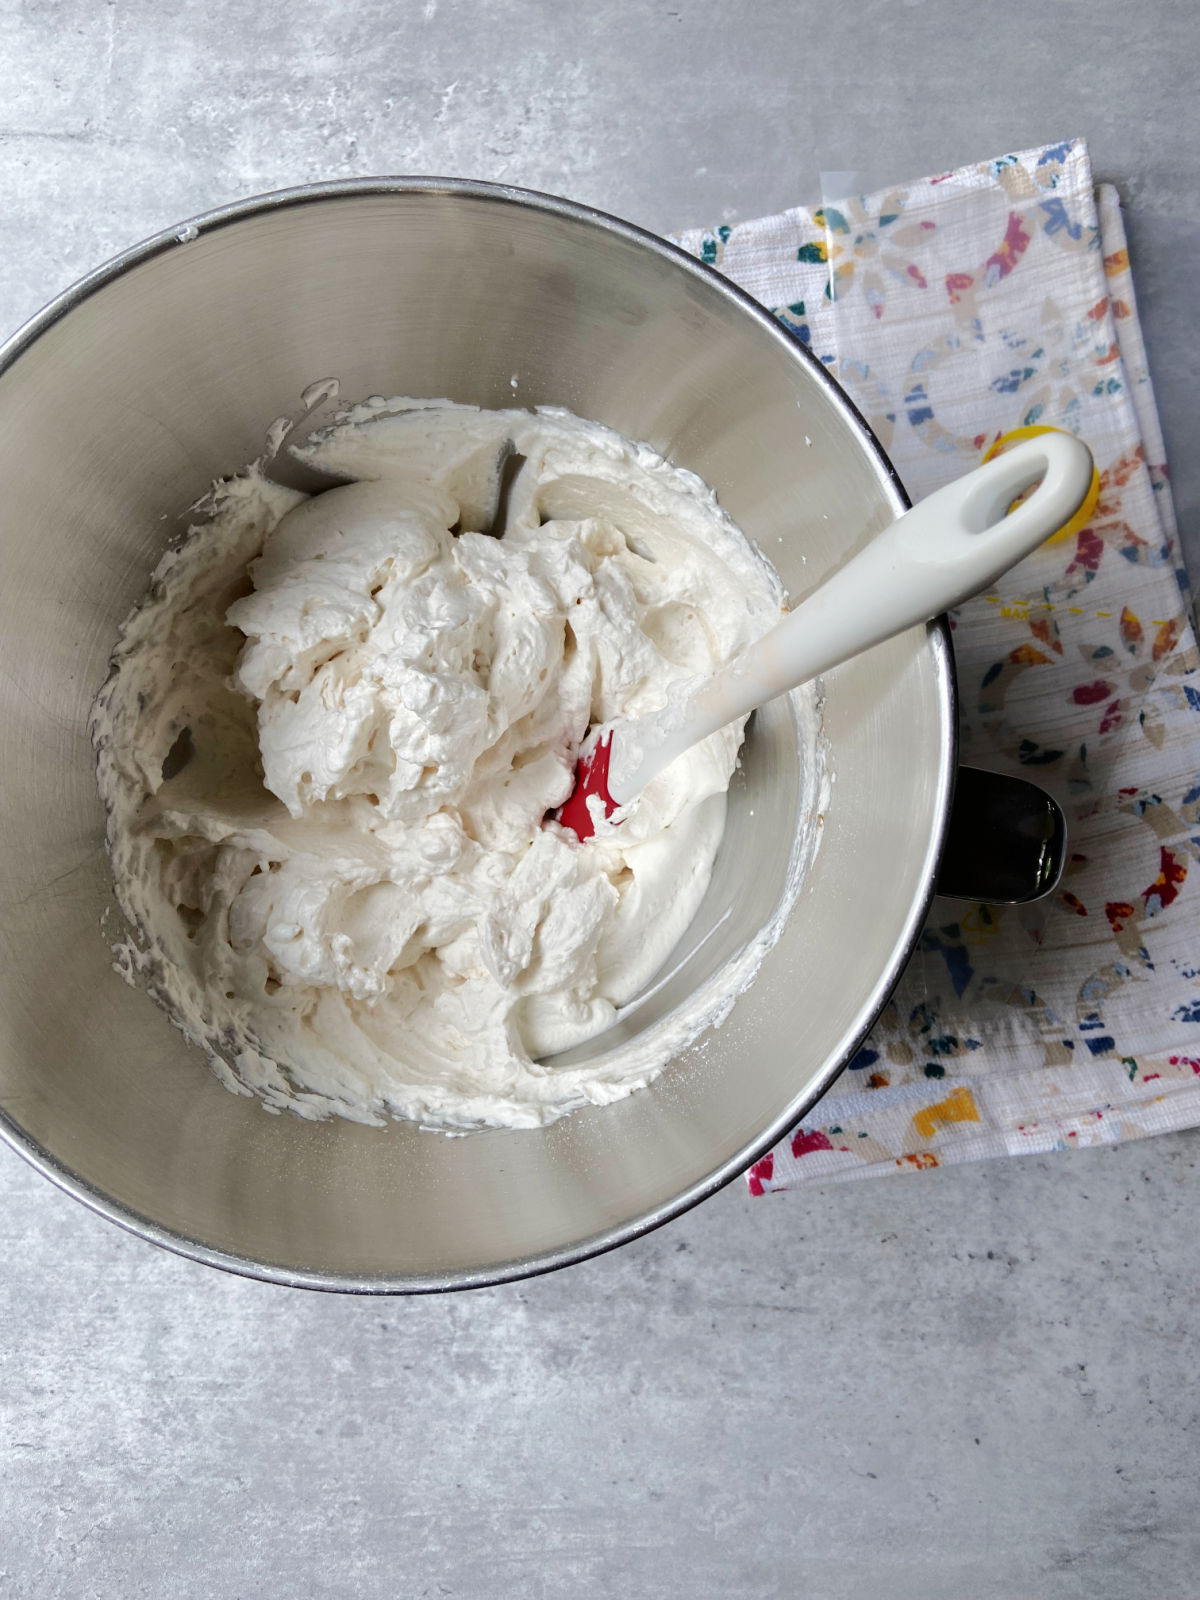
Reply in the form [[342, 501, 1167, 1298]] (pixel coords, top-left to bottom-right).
[[609, 432, 1093, 805]]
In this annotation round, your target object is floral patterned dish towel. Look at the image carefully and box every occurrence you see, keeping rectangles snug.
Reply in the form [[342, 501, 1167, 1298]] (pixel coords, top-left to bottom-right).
[[675, 137, 1200, 1191]]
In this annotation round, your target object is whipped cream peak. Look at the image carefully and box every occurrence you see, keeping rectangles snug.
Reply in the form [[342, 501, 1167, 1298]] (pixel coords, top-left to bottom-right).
[[92, 399, 815, 1130]]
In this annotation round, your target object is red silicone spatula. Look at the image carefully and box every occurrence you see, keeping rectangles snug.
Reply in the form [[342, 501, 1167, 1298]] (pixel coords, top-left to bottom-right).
[[556, 432, 1093, 841]]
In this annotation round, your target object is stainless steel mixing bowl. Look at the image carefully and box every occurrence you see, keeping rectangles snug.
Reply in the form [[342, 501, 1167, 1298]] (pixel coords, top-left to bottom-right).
[[0, 179, 955, 1291]]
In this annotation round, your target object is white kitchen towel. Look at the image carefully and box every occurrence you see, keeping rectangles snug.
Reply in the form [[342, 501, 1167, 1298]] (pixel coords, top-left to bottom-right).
[[676, 139, 1200, 1190]]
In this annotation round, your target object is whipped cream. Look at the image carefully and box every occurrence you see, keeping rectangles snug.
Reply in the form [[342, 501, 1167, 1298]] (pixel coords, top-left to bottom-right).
[[92, 399, 815, 1130]]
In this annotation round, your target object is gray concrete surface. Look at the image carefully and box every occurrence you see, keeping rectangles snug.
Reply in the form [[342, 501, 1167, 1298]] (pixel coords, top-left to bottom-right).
[[4, 1138, 1200, 1599], [2, 1, 1199, 1595]]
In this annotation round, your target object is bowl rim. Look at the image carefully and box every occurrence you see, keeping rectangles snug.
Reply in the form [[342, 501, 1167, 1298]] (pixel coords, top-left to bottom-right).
[[0, 175, 956, 1294]]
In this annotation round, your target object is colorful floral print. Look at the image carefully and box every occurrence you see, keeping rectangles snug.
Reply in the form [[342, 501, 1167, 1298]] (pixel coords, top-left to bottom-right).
[[676, 141, 1198, 1189]]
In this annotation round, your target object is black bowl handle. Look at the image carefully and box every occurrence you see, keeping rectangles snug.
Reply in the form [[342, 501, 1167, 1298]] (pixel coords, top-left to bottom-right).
[[935, 766, 1066, 904]]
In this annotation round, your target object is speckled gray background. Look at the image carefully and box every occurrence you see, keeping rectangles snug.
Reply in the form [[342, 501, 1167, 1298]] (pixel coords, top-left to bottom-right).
[[2, 3, 1199, 1596]]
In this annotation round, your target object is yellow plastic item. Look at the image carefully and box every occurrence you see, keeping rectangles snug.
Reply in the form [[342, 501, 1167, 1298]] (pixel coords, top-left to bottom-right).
[[982, 424, 1101, 544]]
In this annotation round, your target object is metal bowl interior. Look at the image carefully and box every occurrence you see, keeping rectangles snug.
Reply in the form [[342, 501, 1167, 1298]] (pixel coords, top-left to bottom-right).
[[0, 181, 953, 1290]]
